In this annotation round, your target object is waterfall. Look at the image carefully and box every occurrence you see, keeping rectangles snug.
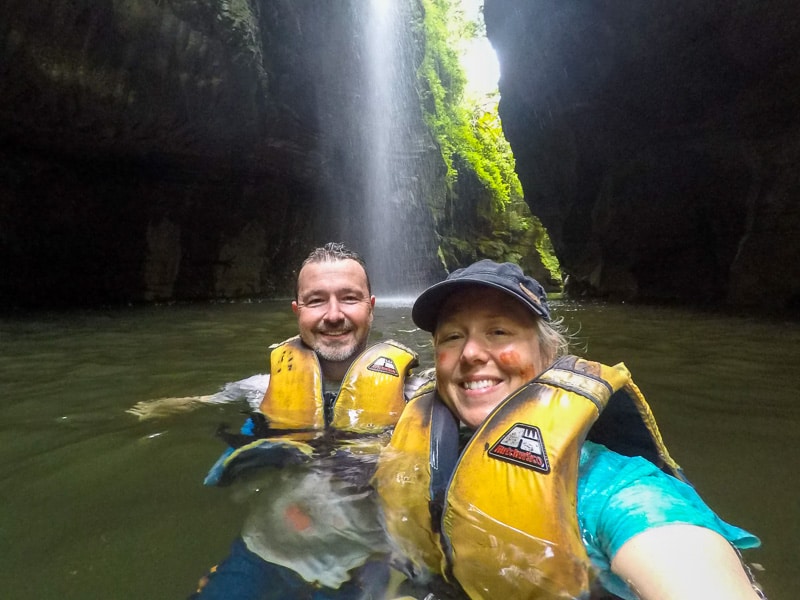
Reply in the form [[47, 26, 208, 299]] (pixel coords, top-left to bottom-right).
[[361, 0, 425, 297], [312, 0, 445, 297]]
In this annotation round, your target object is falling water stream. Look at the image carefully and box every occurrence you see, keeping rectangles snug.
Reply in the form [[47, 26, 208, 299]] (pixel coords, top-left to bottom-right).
[[361, 0, 432, 296], [312, 0, 442, 296], [365, 1, 407, 292]]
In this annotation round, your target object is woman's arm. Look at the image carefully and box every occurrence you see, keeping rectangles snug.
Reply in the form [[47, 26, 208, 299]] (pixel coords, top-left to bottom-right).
[[610, 524, 762, 600]]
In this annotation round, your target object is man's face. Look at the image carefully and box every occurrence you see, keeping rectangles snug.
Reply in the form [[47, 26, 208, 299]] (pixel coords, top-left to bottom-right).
[[292, 259, 375, 365]]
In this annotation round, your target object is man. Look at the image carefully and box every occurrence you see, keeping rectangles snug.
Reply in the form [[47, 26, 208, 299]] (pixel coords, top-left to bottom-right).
[[128, 243, 421, 420], [191, 242, 428, 599], [249, 243, 421, 437], [292, 244, 377, 380], [128, 243, 424, 422]]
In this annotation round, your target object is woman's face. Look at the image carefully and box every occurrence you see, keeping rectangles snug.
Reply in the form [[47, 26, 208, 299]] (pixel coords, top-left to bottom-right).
[[434, 287, 546, 428]]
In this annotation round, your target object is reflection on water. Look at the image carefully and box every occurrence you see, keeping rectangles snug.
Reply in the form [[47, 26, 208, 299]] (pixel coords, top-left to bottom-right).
[[0, 300, 797, 599]]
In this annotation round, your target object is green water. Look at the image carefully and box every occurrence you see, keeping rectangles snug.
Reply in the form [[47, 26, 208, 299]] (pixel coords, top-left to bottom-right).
[[1, 299, 797, 599]]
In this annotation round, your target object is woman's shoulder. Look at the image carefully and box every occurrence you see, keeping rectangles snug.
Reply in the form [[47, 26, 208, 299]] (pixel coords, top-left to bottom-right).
[[577, 440, 759, 555]]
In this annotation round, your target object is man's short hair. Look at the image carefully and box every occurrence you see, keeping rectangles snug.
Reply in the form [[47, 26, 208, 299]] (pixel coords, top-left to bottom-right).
[[295, 242, 371, 298]]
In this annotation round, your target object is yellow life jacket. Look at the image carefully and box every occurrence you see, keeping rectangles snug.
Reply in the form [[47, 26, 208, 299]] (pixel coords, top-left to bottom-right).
[[374, 355, 683, 600], [259, 336, 419, 433], [204, 337, 419, 486]]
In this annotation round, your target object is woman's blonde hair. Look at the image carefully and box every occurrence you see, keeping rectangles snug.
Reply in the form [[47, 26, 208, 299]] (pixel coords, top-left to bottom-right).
[[535, 315, 571, 368]]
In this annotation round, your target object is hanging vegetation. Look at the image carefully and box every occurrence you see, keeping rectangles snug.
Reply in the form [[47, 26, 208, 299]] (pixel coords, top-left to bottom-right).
[[416, 0, 561, 285]]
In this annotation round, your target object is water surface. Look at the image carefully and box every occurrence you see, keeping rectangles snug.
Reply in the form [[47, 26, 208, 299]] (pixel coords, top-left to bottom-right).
[[1, 299, 796, 598]]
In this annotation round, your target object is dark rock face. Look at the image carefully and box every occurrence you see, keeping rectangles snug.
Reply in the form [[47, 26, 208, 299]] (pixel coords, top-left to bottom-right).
[[485, 0, 800, 311], [0, 0, 445, 307], [441, 155, 559, 291]]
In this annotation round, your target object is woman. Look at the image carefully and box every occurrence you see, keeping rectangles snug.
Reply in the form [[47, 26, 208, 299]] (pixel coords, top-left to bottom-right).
[[375, 260, 765, 600]]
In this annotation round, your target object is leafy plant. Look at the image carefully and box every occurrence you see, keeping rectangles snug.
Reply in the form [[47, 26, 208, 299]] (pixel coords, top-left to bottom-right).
[[417, 0, 561, 284]]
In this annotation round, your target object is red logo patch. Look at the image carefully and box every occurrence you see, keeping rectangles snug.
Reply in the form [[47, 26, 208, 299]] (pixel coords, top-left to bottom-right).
[[488, 423, 550, 473], [367, 356, 399, 377]]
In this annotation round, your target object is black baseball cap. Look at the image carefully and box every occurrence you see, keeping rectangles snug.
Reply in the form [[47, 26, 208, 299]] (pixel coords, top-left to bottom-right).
[[412, 259, 551, 332]]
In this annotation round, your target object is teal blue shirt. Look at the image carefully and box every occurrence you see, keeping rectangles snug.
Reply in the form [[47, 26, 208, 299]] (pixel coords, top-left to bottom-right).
[[577, 441, 760, 599]]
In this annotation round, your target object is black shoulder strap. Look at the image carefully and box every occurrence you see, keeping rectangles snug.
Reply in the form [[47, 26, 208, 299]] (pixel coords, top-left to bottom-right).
[[428, 394, 460, 533], [587, 389, 672, 475]]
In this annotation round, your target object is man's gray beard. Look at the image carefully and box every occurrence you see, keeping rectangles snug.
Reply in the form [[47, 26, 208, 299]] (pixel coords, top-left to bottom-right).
[[314, 341, 360, 363]]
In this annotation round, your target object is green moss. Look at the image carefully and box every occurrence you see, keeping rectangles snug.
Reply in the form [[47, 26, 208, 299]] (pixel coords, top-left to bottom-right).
[[417, 0, 561, 285]]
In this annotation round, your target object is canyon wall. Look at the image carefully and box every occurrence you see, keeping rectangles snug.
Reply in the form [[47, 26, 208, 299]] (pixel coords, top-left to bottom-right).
[[485, 0, 800, 311], [0, 0, 445, 307]]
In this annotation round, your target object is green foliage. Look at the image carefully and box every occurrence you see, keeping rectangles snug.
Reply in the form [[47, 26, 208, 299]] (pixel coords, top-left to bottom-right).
[[417, 0, 561, 284], [467, 105, 524, 210], [417, 0, 469, 182], [417, 0, 517, 206]]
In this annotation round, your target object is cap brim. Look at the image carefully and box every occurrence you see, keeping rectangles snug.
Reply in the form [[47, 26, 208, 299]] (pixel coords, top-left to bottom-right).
[[412, 279, 469, 332], [412, 276, 547, 332]]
